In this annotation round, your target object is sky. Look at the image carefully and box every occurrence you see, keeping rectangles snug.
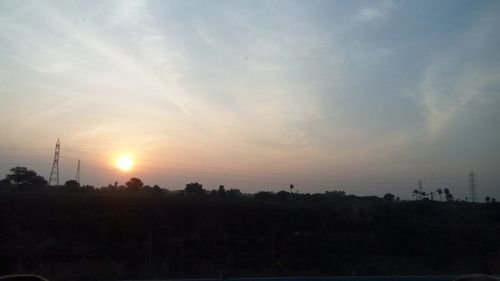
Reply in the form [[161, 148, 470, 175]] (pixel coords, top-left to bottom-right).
[[1, 0, 499, 199]]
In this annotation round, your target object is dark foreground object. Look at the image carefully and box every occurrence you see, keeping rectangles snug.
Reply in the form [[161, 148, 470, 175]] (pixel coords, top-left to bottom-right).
[[1, 191, 499, 281], [0, 275, 49, 281], [143, 277, 459, 281], [2, 275, 500, 281], [128, 275, 500, 281]]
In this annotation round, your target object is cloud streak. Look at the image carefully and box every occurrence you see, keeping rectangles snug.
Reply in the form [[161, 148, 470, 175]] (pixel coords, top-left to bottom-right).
[[419, 10, 500, 138], [355, 1, 396, 24], [1, 0, 499, 197]]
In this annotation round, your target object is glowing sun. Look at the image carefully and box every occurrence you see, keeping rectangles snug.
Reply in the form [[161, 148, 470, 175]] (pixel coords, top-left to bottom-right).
[[115, 155, 134, 171]]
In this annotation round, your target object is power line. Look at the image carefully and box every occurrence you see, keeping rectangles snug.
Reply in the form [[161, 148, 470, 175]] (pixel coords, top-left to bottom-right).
[[0, 142, 486, 194], [0, 156, 471, 189], [3, 144, 469, 181]]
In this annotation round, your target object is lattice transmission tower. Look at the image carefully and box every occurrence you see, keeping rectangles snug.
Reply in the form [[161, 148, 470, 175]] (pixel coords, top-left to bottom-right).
[[75, 159, 81, 184], [468, 170, 477, 203], [418, 180, 423, 200], [48, 138, 60, 186]]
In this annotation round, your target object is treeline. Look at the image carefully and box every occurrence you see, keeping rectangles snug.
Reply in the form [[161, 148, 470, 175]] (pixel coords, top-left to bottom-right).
[[1, 166, 497, 203], [1, 166, 500, 281]]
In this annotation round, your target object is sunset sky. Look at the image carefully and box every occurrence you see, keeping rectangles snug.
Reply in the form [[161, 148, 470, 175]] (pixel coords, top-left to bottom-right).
[[1, 0, 499, 199]]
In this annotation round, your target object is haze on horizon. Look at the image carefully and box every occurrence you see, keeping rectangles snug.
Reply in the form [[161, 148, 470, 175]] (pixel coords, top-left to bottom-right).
[[1, 0, 499, 199]]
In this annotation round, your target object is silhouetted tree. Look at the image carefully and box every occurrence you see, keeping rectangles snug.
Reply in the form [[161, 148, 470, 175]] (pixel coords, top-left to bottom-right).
[[82, 185, 95, 191], [485, 196, 490, 203], [289, 184, 294, 193], [437, 188, 443, 201], [64, 180, 80, 189], [126, 177, 144, 191], [152, 184, 161, 192], [254, 191, 274, 200], [444, 188, 453, 202], [429, 191, 434, 201], [413, 189, 420, 200], [492, 198, 497, 203], [383, 193, 395, 201], [276, 190, 289, 199], [325, 190, 346, 197], [218, 185, 226, 196], [227, 188, 242, 197], [4, 167, 47, 187], [103, 183, 116, 191], [185, 182, 205, 195], [0, 178, 11, 189]]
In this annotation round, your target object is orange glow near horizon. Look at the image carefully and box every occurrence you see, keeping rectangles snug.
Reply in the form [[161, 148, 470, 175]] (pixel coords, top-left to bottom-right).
[[115, 155, 134, 172]]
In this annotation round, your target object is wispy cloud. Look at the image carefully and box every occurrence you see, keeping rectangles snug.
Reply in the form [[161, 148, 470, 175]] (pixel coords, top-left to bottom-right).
[[355, 1, 396, 24], [419, 12, 500, 138], [1, 0, 500, 194], [1, 0, 189, 116], [109, 0, 149, 26]]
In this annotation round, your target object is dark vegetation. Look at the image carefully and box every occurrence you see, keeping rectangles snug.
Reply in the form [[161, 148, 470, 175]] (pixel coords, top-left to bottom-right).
[[1, 167, 500, 281]]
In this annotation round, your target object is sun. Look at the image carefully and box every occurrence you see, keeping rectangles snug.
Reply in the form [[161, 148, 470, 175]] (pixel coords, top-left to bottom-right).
[[115, 155, 134, 171]]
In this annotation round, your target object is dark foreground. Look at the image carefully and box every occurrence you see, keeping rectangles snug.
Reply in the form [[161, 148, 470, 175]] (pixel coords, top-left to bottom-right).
[[0, 274, 488, 281], [130, 277, 460, 281], [1, 191, 499, 281], [125, 276, 458, 281]]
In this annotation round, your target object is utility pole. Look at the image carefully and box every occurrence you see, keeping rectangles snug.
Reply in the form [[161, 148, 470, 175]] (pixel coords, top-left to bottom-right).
[[48, 138, 60, 186], [469, 170, 477, 203], [75, 159, 81, 184]]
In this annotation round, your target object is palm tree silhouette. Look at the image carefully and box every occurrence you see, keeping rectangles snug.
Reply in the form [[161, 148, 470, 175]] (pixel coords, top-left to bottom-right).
[[428, 191, 434, 201], [444, 188, 453, 202], [437, 188, 443, 201]]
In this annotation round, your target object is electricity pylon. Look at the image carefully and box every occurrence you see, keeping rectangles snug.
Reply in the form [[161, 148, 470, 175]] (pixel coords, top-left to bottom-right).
[[48, 138, 60, 186], [418, 180, 423, 200], [469, 170, 477, 203], [75, 159, 80, 184]]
